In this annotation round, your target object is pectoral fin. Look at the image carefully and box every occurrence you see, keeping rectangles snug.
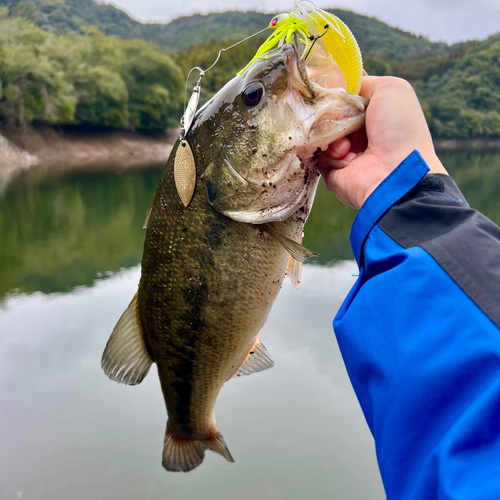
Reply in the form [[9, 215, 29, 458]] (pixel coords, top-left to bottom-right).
[[263, 223, 319, 263], [101, 292, 153, 385], [232, 338, 274, 378], [286, 233, 304, 290]]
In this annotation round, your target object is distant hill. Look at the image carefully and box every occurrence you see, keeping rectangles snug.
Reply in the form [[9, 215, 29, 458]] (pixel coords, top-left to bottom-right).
[[1, 0, 450, 61], [411, 33, 500, 139], [152, 9, 451, 61], [0, 0, 145, 37]]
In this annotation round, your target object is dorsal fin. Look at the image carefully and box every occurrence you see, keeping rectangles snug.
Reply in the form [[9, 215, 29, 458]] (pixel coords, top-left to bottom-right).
[[232, 338, 274, 378], [101, 292, 153, 385]]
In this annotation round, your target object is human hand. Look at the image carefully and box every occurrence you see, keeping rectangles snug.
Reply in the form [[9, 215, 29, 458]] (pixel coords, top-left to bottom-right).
[[318, 76, 448, 209]]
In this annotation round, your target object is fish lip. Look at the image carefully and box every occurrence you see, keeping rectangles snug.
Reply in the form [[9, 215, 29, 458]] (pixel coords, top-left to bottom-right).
[[288, 42, 369, 107]]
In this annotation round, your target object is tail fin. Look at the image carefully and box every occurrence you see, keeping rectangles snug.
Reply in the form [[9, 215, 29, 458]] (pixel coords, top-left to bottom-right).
[[162, 424, 234, 472]]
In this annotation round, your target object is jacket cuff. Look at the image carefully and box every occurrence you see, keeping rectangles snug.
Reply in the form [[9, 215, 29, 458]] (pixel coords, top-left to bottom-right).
[[350, 150, 429, 266]]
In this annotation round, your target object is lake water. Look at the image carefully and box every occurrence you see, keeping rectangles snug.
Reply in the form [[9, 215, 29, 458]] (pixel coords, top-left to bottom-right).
[[1, 150, 499, 500]]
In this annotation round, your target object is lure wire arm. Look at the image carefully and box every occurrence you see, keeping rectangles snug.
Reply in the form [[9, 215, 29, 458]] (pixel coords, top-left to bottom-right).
[[181, 69, 205, 139], [304, 24, 329, 60]]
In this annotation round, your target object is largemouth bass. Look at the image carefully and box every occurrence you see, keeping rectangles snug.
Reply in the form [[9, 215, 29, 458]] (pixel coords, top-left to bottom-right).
[[102, 42, 367, 472]]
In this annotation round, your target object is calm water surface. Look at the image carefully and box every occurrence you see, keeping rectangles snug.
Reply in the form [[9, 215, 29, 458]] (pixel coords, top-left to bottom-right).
[[1, 150, 499, 499]]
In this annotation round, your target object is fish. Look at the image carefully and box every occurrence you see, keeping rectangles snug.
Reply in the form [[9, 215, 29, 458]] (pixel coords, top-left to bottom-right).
[[101, 42, 367, 472]]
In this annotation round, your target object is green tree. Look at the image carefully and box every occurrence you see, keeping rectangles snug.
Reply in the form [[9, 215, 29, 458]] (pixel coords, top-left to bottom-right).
[[0, 20, 184, 130], [13, 1, 36, 21], [0, 18, 76, 126], [363, 53, 392, 76], [411, 36, 500, 138], [119, 38, 183, 129], [73, 65, 129, 127]]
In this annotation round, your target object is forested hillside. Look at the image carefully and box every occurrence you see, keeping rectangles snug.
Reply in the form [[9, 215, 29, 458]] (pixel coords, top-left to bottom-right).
[[0, 0, 146, 38], [0, 0, 498, 139], [0, 11, 183, 130], [413, 35, 500, 138]]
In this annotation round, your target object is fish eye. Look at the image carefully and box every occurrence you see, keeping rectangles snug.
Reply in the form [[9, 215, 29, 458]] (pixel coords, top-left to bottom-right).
[[242, 82, 264, 107]]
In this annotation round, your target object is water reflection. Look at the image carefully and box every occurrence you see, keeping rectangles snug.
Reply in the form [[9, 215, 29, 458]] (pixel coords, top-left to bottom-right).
[[0, 167, 359, 301], [0, 169, 160, 299], [438, 150, 500, 222], [1, 150, 498, 301], [1, 263, 383, 500]]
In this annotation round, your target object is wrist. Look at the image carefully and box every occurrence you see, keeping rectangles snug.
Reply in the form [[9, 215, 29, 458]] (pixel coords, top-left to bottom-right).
[[422, 152, 448, 176], [350, 150, 430, 266], [359, 150, 447, 207]]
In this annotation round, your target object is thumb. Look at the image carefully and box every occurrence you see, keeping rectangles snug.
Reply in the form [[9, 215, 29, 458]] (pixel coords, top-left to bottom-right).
[[358, 75, 401, 100]]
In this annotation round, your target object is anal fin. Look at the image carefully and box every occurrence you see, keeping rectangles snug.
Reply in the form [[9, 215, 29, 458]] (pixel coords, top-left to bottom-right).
[[232, 338, 274, 378], [101, 292, 153, 385]]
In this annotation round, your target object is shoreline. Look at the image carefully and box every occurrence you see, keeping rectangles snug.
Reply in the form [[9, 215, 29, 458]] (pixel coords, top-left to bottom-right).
[[0, 125, 179, 192], [434, 139, 500, 151]]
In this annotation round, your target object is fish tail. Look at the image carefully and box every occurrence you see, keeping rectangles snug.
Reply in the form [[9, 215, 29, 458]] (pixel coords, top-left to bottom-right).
[[162, 423, 235, 472]]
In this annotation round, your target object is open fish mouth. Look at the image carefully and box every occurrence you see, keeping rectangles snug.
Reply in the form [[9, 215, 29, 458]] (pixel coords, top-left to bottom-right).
[[288, 44, 317, 100], [213, 42, 368, 225]]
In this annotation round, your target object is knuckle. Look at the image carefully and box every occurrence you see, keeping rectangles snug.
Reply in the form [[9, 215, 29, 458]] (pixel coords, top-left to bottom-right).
[[379, 76, 413, 93]]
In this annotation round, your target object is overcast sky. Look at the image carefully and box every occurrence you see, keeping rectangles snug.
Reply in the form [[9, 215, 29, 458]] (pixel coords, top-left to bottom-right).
[[102, 0, 500, 44]]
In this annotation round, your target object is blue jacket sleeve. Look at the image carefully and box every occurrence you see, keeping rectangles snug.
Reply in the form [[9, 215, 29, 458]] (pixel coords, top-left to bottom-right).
[[334, 150, 500, 500]]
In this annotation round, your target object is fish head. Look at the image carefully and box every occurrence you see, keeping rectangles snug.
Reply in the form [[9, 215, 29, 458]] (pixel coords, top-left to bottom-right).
[[191, 42, 367, 223]]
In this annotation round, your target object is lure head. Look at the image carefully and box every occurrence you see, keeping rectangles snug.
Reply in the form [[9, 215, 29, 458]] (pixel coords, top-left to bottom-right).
[[270, 13, 289, 28], [190, 42, 367, 224]]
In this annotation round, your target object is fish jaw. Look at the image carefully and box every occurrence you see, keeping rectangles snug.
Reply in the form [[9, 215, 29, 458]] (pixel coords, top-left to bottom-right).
[[221, 89, 366, 224], [298, 90, 368, 156], [221, 152, 315, 224]]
